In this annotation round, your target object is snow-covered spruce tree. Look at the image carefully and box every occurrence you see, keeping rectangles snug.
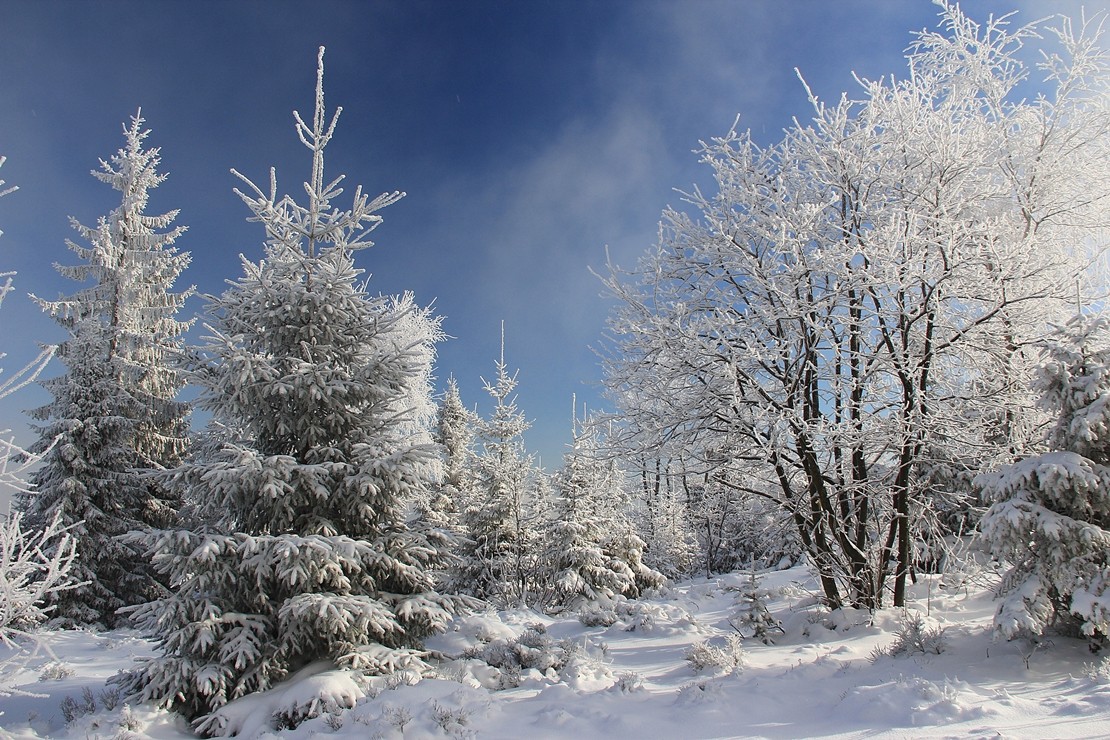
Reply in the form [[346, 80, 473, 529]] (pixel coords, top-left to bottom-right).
[[730, 566, 783, 645], [384, 292, 454, 534], [422, 376, 475, 534], [20, 116, 192, 627], [387, 291, 444, 454], [979, 315, 1110, 648], [119, 49, 469, 731], [455, 328, 543, 606], [547, 411, 663, 611], [386, 295, 466, 593], [548, 417, 628, 610], [443, 378, 476, 506]]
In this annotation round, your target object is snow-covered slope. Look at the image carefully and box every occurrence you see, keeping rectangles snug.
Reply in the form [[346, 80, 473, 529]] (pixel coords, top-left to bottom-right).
[[4, 564, 1110, 739]]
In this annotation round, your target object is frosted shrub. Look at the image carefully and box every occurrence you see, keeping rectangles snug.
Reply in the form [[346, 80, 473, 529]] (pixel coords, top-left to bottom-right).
[[273, 695, 355, 733], [0, 511, 78, 637], [0, 511, 80, 698], [431, 700, 471, 735], [585, 598, 696, 634], [98, 687, 120, 711], [577, 602, 620, 627], [685, 634, 745, 674], [622, 601, 669, 632], [381, 704, 413, 734], [57, 685, 130, 727], [59, 687, 97, 723], [117, 705, 141, 733], [462, 623, 609, 690], [1083, 655, 1110, 683], [870, 614, 948, 662], [614, 671, 644, 693], [37, 661, 74, 682], [464, 624, 570, 688]]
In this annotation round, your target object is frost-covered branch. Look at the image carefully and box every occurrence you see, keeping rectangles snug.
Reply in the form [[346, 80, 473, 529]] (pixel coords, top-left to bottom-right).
[[0, 161, 58, 494], [232, 47, 404, 260], [0, 272, 57, 494], [0, 510, 81, 697], [0, 511, 80, 644]]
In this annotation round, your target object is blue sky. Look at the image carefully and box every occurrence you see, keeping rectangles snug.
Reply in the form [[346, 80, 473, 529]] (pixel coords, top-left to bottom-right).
[[0, 0, 1084, 469]]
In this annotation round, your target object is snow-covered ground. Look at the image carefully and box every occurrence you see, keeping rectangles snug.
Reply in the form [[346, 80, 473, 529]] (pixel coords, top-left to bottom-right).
[[4, 564, 1110, 739]]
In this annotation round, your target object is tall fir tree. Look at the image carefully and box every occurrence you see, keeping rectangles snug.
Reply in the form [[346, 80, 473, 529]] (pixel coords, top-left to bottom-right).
[[455, 326, 541, 606], [119, 49, 468, 731], [383, 291, 448, 523], [980, 315, 1110, 648], [21, 115, 192, 627]]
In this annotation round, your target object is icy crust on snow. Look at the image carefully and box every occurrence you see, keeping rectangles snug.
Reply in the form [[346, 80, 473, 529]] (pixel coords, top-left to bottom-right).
[[6, 566, 1110, 738]]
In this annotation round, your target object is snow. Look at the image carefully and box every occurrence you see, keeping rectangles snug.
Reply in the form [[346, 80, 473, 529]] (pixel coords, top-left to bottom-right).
[[4, 564, 1110, 739]]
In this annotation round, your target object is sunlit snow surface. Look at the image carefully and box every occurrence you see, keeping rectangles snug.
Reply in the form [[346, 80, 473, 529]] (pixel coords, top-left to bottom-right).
[[4, 564, 1110, 738]]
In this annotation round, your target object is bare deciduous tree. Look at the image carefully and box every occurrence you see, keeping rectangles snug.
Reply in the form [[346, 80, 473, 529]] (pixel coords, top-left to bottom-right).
[[602, 5, 1109, 609]]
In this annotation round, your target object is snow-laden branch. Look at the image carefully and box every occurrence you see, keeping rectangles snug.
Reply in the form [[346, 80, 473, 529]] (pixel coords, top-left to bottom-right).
[[0, 511, 82, 697]]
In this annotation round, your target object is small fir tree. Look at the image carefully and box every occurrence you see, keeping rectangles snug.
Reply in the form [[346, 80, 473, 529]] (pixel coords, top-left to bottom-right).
[[980, 315, 1110, 648], [547, 411, 663, 610], [730, 566, 783, 645], [417, 375, 475, 538], [435, 376, 476, 526], [607, 526, 666, 599], [384, 292, 453, 535], [119, 49, 467, 731], [21, 116, 192, 627], [386, 291, 445, 460]]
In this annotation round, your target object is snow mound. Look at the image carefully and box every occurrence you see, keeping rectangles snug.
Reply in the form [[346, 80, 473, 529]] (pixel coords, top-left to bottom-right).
[[198, 662, 366, 737], [838, 675, 997, 727]]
